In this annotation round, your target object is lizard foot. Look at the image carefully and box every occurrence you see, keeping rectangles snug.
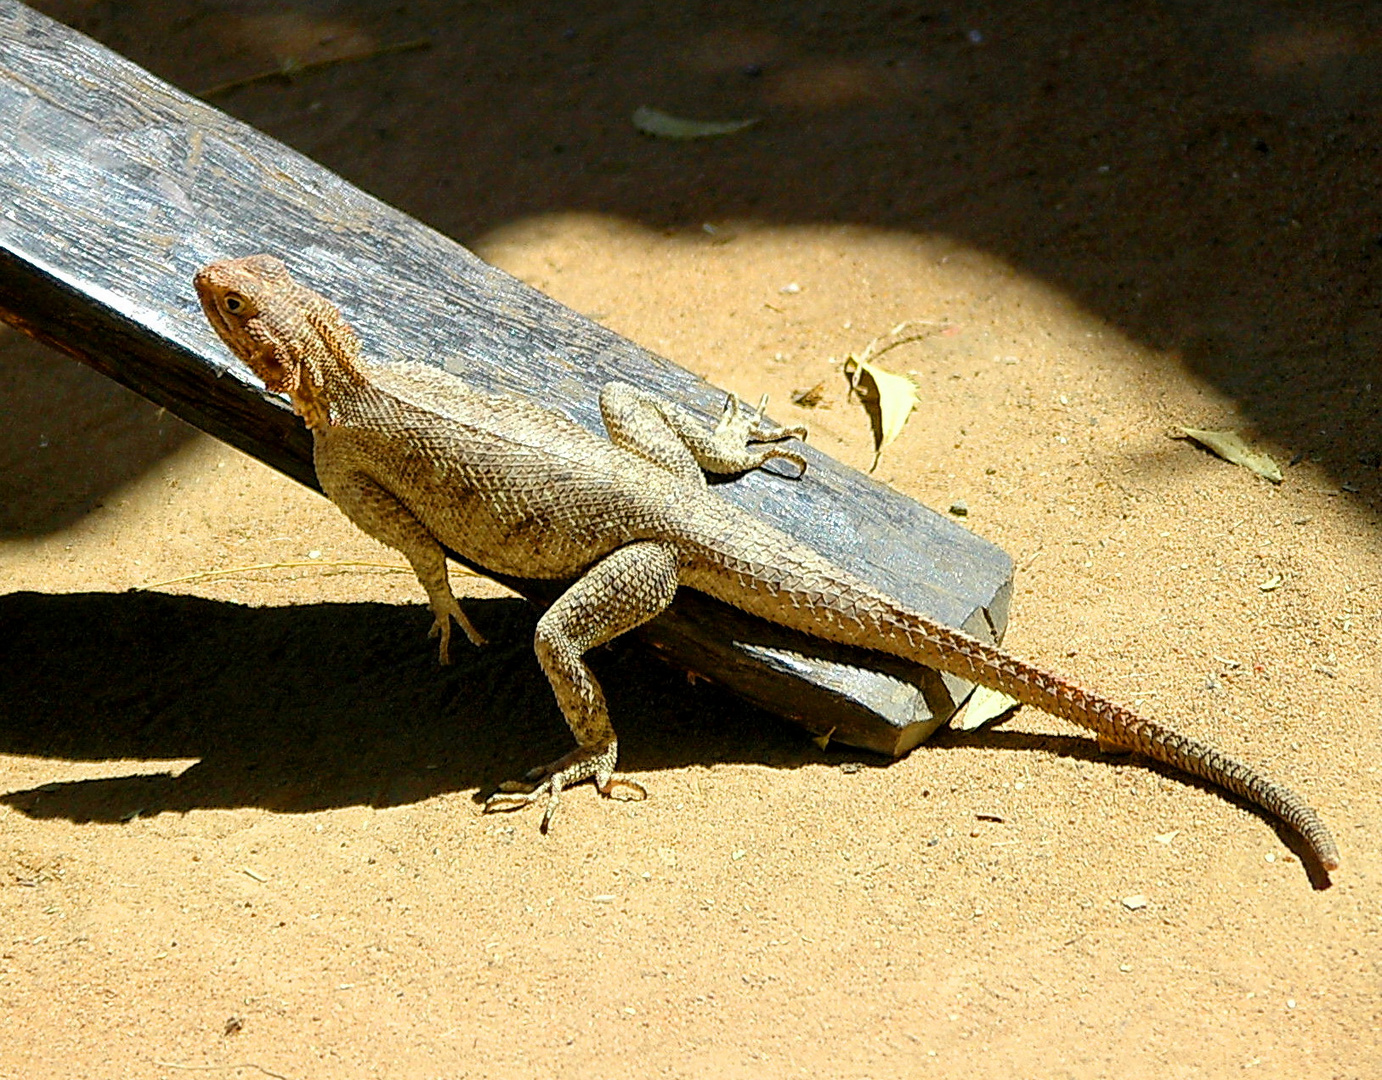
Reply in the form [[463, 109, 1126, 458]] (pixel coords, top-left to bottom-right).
[[712, 393, 808, 476], [427, 594, 487, 664], [744, 393, 809, 445], [483, 741, 646, 831]]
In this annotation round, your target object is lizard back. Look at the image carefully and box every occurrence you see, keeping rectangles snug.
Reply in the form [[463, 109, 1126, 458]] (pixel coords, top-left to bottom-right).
[[320, 359, 731, 580]]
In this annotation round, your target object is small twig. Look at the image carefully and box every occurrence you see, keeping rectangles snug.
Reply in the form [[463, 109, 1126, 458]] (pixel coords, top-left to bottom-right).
[[153, 1061, 291, 1080], [854, 320, 952, 365], [199, 37, 431, 99], [137, 560, 424, 591], [858, 333, 935, 365]]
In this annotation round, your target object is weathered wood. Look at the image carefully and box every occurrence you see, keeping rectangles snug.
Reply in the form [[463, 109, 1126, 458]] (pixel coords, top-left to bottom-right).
[[0, 1, 1013, 756]]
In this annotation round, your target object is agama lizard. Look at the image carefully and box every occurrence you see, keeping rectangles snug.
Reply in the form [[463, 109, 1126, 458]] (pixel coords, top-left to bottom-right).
[[195, 254, 1339, 871]]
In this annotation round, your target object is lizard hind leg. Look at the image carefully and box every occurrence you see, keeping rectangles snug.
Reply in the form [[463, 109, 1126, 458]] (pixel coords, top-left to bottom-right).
[[484, 540, 681, 830]]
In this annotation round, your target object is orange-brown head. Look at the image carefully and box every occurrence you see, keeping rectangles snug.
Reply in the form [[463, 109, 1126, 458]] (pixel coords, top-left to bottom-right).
[[194, 255, 362, 429]]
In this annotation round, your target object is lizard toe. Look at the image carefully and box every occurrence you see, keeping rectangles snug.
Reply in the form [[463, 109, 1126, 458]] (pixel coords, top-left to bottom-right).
[[599, 777, 648, 802], [428, 617, 453, 665], [484, 775, 565, 830], [482, 742, 641, 829]]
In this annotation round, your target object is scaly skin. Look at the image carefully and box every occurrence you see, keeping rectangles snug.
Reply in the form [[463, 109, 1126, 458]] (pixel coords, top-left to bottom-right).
[[195, 254, 1339, 872]]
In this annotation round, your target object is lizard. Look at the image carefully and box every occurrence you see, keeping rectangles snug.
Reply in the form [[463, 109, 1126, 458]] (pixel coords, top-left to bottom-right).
[[194, 254, 1340, 872]]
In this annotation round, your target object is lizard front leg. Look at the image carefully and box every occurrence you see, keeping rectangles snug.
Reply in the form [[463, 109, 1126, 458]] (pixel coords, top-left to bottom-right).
[[599, 381, 807, 483], [316, 458, 485, 663], [485, 540, 681, 829]]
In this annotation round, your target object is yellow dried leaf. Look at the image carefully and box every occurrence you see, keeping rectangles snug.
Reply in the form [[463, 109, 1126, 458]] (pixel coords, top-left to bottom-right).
[[844, 356, 918, 471], [950, 684, 1021, 732], [632, 106, 758, 139], [1175, 427, 1283, 483]]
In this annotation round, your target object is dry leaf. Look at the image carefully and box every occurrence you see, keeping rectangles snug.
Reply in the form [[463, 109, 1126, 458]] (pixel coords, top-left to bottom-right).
[[632, 106, 758, 139], [844, 356, 918, 471], [950, 684, 1021, 732], [1175, 427, 1283, 483], [837, 321, 938, 470], [792, 382, 827, 408]]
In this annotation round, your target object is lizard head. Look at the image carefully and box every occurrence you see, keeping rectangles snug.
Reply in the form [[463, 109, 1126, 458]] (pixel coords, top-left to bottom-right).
[[195, 254, 361, 430]]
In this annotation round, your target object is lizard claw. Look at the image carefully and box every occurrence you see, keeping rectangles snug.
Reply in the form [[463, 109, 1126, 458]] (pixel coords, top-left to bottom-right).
[[428, 617, 453, 665], [709, 393, 809, 477], [427, 595, 487, 664], [483, 741, 646, 831], [749, 393, 808, 444]]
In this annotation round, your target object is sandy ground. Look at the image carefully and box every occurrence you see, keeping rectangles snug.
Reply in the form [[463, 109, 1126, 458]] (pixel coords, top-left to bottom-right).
[[2, 2, 1380, 1077]]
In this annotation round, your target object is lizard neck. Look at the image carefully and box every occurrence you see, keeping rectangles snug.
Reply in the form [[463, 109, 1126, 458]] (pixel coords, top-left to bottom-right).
[[291, 309, 373, 432]]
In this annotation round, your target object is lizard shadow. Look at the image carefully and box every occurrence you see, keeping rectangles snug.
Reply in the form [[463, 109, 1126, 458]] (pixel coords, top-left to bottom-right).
[[0, 590, 1331, 884], [0, 589, 814, 825]]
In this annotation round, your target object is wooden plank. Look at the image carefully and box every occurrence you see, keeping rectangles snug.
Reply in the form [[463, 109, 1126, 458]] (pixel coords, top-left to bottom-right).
[[0, 1, 1014, 756]]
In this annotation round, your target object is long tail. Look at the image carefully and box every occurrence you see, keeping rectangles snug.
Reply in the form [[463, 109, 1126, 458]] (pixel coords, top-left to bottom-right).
[[887, 614, 1340, 871], [692, 556, 1340, 870]]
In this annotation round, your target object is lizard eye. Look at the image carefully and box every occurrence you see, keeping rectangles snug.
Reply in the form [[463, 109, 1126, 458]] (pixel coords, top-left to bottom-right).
[[222, 293, 246, 314]]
